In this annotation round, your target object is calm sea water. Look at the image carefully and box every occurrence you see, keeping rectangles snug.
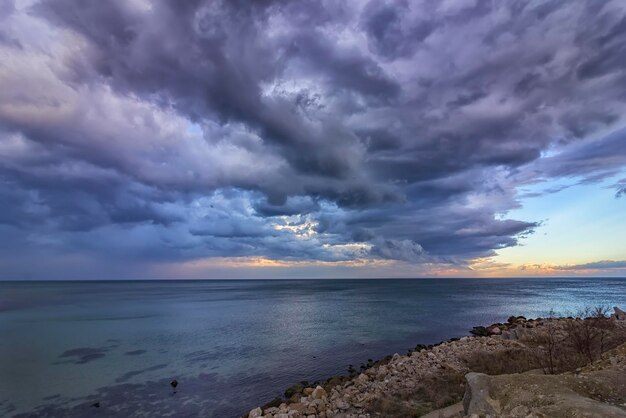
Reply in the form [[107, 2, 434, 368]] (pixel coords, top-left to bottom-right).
[[0, 278, 625, 417]]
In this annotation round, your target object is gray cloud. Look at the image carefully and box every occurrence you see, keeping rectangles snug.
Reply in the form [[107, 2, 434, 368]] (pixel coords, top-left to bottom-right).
[[616, 179, 626, 198], [561, 260, 626, 271], [1, 0, 626, 277]]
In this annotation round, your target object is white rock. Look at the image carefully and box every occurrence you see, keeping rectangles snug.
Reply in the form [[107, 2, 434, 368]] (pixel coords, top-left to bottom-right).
[[488, 326, 501, 335], [311, 385, 327, 399], [335, 400, 349, 410], [248, 407, 262, 418], [357, 373, 369, 383]]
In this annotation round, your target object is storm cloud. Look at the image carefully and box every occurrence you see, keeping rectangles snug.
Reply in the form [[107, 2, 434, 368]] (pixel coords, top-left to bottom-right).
[[1, 0, 626, 277]]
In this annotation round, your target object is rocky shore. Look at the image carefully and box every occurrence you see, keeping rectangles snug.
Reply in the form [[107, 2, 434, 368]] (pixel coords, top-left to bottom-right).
[[245, 307, 626, 418]]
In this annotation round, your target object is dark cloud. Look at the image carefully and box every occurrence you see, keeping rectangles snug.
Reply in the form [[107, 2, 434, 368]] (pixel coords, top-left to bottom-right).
[[0, 0, 625, 277], [254, 196, 321, 217], [561, 260, 626, 270], [577, 16, 626, 80], [361, 1, 434, 60], [525, 127, 626, 182], [370, 238, 428, 263]]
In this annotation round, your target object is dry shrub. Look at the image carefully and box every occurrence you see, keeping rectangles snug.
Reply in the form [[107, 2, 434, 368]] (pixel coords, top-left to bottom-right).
[[416, 369, 466, 408], [524, 307, 626, 374], [465, 307, 626, 376], [368, 369, 465, 417], [463, 347, 539, 375], [565, 307, 626, 361], [369, 397, 430, 418]]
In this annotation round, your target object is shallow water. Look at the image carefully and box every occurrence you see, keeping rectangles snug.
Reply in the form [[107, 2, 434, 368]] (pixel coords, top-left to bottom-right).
[[0, 278, 624, 417]]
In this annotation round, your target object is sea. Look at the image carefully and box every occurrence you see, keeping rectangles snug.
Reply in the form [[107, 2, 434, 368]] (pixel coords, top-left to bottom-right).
[[0, 278, 624, 417]]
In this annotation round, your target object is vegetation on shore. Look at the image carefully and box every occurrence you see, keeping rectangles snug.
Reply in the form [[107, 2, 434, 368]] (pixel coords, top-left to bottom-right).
[[245, 306, 626, 418]]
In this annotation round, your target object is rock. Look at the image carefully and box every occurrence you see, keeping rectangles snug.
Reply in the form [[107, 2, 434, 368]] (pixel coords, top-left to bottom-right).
[[487, 325, 501, 335], [335, 399, 349, 410], [170, 379, 178, 389], [311, 398, 326, 411], [509, 405, 530, 417], [613, 306, 626, 321], [311, 385, 327, 399], [289, 402, 305, 413], [463, 373, 500, 416], [248, 406, 262, 418], [507, 315, 526, 324], [356, 373, 369, 383], [500, 330, 513, 340], [90, 402, 100, 408], [303, 387, 314, 396], [420, 402, 463, 418], [506, 327, 527, 340]]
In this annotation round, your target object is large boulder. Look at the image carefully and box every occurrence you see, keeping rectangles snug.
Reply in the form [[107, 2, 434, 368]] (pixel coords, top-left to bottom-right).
[[612, 306, 626, 321], [487, 325, 502, 335], [463, 373, 500, 415], [311, 385, 327, 400]]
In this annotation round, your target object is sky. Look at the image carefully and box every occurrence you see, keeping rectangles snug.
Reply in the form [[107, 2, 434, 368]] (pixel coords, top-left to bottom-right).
[[0, 0, 625, 280]]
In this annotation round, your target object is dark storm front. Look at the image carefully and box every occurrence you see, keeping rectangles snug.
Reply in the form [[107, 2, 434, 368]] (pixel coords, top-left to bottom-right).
[[1, 278, 624, 417]]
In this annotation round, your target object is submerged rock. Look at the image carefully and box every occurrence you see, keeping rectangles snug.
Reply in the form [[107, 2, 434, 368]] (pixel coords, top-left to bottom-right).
[[469, 326, 490, 337], [284, 383, 304, 398]]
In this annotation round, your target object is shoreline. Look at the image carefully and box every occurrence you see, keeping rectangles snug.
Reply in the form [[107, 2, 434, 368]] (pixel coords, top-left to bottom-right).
[[245, 307, 626, 418]]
